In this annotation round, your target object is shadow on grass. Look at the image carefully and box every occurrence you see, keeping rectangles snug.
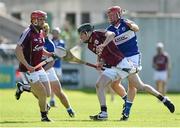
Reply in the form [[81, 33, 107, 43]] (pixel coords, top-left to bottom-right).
[[0, 120, 39, 124], [65, 87, 180, 95], [54, 119, 123, 122]]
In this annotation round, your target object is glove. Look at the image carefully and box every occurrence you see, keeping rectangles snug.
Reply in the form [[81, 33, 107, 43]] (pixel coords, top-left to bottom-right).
[[52, 53, 59, 60]]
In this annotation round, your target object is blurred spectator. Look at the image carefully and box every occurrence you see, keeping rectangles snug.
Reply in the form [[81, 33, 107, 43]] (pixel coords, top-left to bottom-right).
[[153, 42, 170, 95], [61, 20, 78, 49]]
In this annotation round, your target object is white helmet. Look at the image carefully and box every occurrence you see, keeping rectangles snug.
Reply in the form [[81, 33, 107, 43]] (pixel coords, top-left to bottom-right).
[[52, 27, 61, 34], [157, 42, 164, 48]]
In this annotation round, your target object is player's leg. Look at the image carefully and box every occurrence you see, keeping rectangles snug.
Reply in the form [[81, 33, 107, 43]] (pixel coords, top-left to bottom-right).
[[111, 79, 127, 102], [46, 68, 75, 117], [50, 92, 56, 107], [106, 85, 115, 102], [51, 80, 75, 117], [39, 69, 51, 97], [90, 73, 114, 121], [15, 72, 32, 100], [128, 74, 175, 113], [120, 54, 139, 121], [156, 80, 166, 95], [155, 71, 168, 96], [30, 81, 51, 122], [51, 67, 62, 107], [26, 71, 51, 122], [121, 74, 137, 121], [161, 81, 167, 96]]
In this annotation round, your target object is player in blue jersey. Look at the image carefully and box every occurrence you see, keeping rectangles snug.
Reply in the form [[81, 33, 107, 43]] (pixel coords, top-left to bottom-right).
[[49, 27, 65, 106], [43, 23, 75, 117], [106, 6, 175, 121]]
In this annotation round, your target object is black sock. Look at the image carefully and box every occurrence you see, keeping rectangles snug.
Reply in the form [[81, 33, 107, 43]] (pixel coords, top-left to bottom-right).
[[101, 106, 107, 112], [122, 95, 127, 102], [41, 111, 47, 118], [157, 95, 164, 101]]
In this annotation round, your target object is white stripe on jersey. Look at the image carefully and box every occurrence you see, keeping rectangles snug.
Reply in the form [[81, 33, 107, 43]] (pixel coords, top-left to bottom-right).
[[114, 30, 135, 45], [17, 27, 31, 45]]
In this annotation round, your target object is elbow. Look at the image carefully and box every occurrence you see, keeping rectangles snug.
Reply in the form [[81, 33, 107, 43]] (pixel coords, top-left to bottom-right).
[[131, 24, 139, 32], [132, 26, 139, 32], [135, 27, 140, 32]]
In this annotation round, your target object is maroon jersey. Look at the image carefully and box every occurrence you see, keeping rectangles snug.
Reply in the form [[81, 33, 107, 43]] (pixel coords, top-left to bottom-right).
[[17, 25, 45, 72], [153, 53, 169, 71], [88, 31, 124, 66]]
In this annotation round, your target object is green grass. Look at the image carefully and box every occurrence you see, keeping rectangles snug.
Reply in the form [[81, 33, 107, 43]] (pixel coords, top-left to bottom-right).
[[0, 89, 180, 127]]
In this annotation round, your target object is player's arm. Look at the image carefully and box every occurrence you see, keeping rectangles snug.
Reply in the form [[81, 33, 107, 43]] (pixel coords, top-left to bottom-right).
[[97, 29, 115, 47], [43, 48, 53, 57], [96, 30, 115, 55], [43, 61, 55, 71], [103, 30, 116, 46], [15, 44, 34, 72], [124, 19, 139, 32]]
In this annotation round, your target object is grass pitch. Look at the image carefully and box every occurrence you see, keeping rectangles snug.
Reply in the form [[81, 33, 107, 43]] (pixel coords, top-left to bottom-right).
[[0, 89, 180, 127]]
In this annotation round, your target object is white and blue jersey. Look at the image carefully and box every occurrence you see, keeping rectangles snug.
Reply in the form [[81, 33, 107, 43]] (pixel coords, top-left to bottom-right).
[[44, 37, 60, 81], [52, 39, 65, 68], [107, 18, 139, 57], [107, 18, 142, 70], [44, 37, 55, 53]]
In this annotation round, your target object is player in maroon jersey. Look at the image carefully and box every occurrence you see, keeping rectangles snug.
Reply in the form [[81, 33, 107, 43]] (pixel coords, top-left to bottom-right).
[[153, 42, 170, 95], [15, 10, 53, 122], [77, 23, 175, 121], [77, 23, 137, 120]]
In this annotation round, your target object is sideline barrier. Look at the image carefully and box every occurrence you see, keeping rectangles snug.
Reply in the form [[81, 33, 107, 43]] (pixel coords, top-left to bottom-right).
[[0, 65, 15, 88]]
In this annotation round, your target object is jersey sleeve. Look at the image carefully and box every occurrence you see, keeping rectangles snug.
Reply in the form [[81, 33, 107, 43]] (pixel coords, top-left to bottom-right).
[[49, 40, 56, 52], [17, 27, 31, 46]]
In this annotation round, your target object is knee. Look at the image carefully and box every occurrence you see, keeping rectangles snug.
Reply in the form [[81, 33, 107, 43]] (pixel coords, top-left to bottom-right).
[[138, 83, 146, 91], [96, 82, 99, 89], [128, 85, 137, 92]]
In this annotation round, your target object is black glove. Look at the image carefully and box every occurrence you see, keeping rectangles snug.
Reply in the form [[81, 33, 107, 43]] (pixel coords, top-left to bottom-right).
[[52, 53, 59, 60]]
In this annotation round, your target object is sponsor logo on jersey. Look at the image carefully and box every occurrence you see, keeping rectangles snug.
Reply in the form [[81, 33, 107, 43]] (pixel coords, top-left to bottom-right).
[[122, 27, 126, 31], [114, 30, 135, 45], [34, 38, 38, 42], [115, 35, 128, 42], [95, 40, 99, 45], [33, 45, 44, 51]]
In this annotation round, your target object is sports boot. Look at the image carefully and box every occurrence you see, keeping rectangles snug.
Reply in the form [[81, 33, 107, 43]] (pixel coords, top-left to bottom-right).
[[89, 111, 108, 121]]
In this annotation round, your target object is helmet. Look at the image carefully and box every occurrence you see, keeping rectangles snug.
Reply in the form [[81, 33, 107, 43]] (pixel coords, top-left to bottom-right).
[[77, 23, 94, 34], [31, 10, 47, 25], [107, 6, 123, 24], [157, 42, 164, 48], [43, 23, 50, 33], [52, 27, 61, 34], [31, 10, 47, 20], [107, 6, 123, 17]]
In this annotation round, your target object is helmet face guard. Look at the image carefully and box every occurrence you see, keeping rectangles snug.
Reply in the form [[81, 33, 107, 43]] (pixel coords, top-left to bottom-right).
[[31, 10, 47, 26], [107, 6, 122, 25]]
